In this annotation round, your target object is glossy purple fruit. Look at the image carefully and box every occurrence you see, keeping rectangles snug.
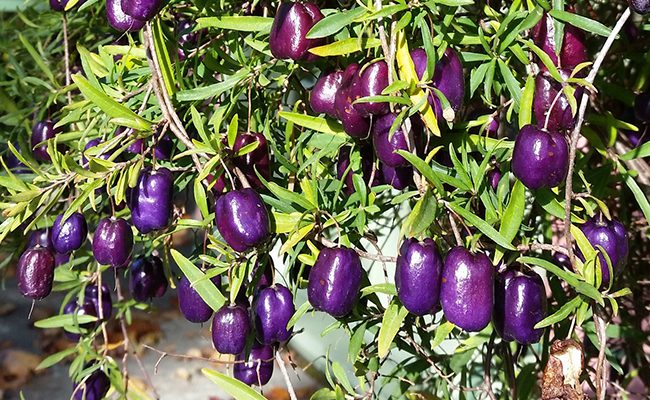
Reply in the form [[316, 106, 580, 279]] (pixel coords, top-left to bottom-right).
[[431, 48, 465, 119], [440, 247, 494, 332], [215, 188, 270, 252], [106, 0, 145, 32], [634, 92, 650, 123], [511, 125, 569, 189], [410, 48, 465, 120], [31, 120, 62, 162], [251, 260, 274, 291], [533, 71, 583, 131], [308, 246, 363, 318], [73, 368, 110, 400], [17, 247, 56, 299], [553, 252, 572, 270], [352, 61, 390, 116], [234, 343, 274, 386], [336, 146, 379, 194], [494, 268, 547, 344], [50, 0, 87, 11], [373, 113, 410, 167], [486, 116, 499, 137], [27, 229, 53, 249], [310, 70, 344, 117], [334, 64, 371, 138], [63, 298, 97, 341], [211, 304, 251, 355], [629, 0, 650, 14], [269, 2, 324, 61], [92, 217, 133, 268], [128, 167, 173, 234], [85, 283, 113, 321], [531, 13, 588, 70], [254, 284, 295, 344], [129, 256, 167, 302], [51, 212, 88, 254], [232, 133, 271, 190], [121, 0, 163, 21], [381, 164, 412, 190], [395, 238, 443, 316], [487, 168, 501, 190], [177, 276, 213, 323], [582, 215, 629, 285]]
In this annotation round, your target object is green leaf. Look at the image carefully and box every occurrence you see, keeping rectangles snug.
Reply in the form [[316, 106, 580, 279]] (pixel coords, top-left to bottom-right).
[[196, 16, 274, 33], [431, 321, 455, 348], [202, 368, 266, 400], [306, 7, 366, 39], [176, 68, 248, 102], [63, 180, 104, 220], [18, 33, 57, 87], [494, 180, 525, 263], [549, 10, 612, 37], [519, 75, 535, 128], [619, 141, 650, 161], [309, 37, 382, 57], [497, 59, 521, 107], [447, 202, 516, 250], [396, 150, 444, 193], [400, 190, 437, 238], [279, 111, 346, 136], [518, 256, 603, 304], [348, 321, 367, 363], [331, 362, 355, 394], [378, 301, 408, 358], [360, 283, 397, 297], [193, 178, 210, 220], [36, 347, 77, 370], [534, 296, 582, 329], [286, 301, 311, 330], [171, 249, 226, 311], [71, 75, 151, 131], [525, 40, 563, 82], [621, 169, 650, 223], [353, 95, 411, 106], [534, 188, 585, 223], [34, 314, 98, 329], [152, 18, 176, 95]]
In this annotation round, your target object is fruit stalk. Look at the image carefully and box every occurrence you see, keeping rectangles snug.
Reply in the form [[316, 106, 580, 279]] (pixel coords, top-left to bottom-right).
[[275, 351, 298, 400], [563, 7, 631, 264]]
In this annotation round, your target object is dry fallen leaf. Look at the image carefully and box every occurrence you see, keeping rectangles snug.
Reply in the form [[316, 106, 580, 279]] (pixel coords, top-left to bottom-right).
[[541, 339, 585, 400], [0, 349, 42, 390]]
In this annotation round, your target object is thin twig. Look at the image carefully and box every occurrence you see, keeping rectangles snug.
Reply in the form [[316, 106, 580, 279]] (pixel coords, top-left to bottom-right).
[[62, 13, 72, 104], [594, 309, 609, 400], [563, 8, 631, 264], [318, 237, 397, 262], [517, 243, 570, 256], [275, 350, 298, 400]]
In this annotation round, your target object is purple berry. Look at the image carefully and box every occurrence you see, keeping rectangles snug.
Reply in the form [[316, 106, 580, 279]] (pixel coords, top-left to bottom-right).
[[177, 276, 213, 323], [92, 217, 134, 268], [254, 284, 295, 344], [511, 125, 569, 190], [31, 120, 62, 162], [215, 188, 270, 252], [106, 0, 145, 32], [553, 252, 572, 270], [120, 0, 163, 21], [128, 167, 174, 234], [440, 247, 494, 332], [129, 256, 167, 302], [336, 145, 380, 194], [533, 71, 583, 132], [232, 133, 271, 190], [211, 304, 251, 355], [581, 214, 629, 285], [27, 229, 53, 249], [308, 246, 363, 318], [17, 247, 56, 299], [52, 212, 88, 254], [251, 259, 274, 292], [373, 113, 410, 167], [531, 12, 588, 71], [233, 343, 274, 386], [50, 0, 87, 12], [487, 168, 502, 190], [310, 70, 344, 117], [494, 268, 547, 344], [352, 61, 390, 116], [431, 48, 465, 120], [395, 238, 443, 316], [73, 368, 110, 400], [269, 2, 324, 61], [63, 298, 97, 341], [334, 64, 371, 138], [85, 283, 113, 321], [629, 0, 650, 14], [381, 163, 412, 190]]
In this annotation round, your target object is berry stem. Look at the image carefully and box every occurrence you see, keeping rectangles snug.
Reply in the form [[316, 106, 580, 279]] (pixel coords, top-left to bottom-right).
[[563, 8, 631, 265], [275, 350, 298, 400]]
